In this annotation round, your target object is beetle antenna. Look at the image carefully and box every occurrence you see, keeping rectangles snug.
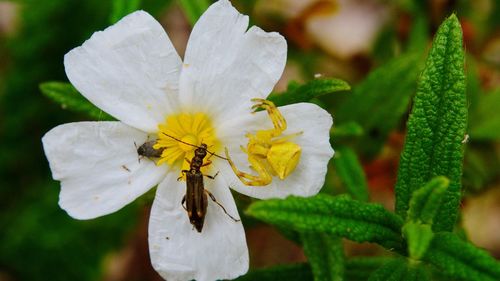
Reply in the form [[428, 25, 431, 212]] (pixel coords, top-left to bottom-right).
[[162, 133, 228, 160]]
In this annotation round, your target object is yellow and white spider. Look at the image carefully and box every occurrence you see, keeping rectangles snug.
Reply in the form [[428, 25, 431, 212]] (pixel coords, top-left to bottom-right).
[[225, 98, 302, 186]]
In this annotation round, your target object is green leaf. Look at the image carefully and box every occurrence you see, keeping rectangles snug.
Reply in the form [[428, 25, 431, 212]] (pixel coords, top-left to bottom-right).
[[368, 258, 431, 281], [234, 263, 313, 281], [407, 176, 449, 224], [368, 258, 407, 281], [372, 25, 398, 63], [469, 90, 500, 140], [237, 256, 397, 281], [462, 145, 500, 193], [407, 15, 429, 53], [246, 195, 404, 250], [402, 221, 434, 260], [402, 178, 449, 260], [331, 121, 364, 138], [465, 56, 482, 113], [423, 232, 500, 281], [395, 14, 467, 232], [177, 0, 210, 26], [345, 257, 394, 281], [336, 52, 424, 156], [40, 82, 113, 120], [276, 225, 302, 246], [301, 233, 344, 281], [110, 0, 141, 24], [333, 147, 370, 202], [267, 78, 350, 107]]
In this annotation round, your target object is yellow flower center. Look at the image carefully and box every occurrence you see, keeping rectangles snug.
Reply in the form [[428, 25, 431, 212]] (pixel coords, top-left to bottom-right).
[[179, 134, 198, 152], [154, 113, 219, 177]]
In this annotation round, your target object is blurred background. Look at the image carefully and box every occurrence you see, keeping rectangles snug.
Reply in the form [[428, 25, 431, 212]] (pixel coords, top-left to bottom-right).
[[0, 0, 499, 280]]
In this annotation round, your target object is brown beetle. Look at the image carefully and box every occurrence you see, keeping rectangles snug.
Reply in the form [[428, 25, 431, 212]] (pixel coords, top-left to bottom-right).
[[163, 134, 239, 232]]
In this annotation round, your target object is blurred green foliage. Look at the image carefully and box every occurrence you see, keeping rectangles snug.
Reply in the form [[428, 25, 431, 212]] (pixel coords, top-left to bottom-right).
[[0, 0, 171, 280]]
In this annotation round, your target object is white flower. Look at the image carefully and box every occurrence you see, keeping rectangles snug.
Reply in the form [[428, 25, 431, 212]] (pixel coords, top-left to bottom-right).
[[42, 1, 334, 280], [305, 0, 390, 59], [256, 0, 389, 59]]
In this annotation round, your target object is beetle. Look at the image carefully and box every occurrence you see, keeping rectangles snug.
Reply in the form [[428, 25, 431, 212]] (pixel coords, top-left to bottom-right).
[[163, 133, 239, 232], [135, 139, 164, 161]]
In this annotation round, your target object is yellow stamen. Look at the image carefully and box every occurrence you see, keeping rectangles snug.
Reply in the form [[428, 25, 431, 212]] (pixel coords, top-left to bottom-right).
[[180, 134, 198, 151], [154, 113, 219, 178]]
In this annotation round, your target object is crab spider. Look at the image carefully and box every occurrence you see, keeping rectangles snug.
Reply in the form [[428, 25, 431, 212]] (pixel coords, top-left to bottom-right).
[[225, 98, 302, 186]]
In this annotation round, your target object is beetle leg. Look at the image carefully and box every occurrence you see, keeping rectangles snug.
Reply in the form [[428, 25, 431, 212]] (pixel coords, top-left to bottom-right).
[[201, 159, 212, 167], [204, 171, 219, 180], [205, 189, 240, 222], [177, 170, 188, 181], [181, 195, 187, 211]]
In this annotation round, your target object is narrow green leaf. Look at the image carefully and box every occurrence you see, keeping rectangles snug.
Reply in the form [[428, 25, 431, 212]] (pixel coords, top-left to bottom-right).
[[301, 233, 344, 281], [368, 259, 407, 281], [407, 15, 429, 53], [395, 14, 467, 232], [110, 0, 141, 24], [331, 121, 364, 138], [465, 56, 482, 113], [234, 263, 313, 281], [402, 221, 434, 260], [423, 232, 500, 281], [246, 195, 404, 250], [463, 146, 500, 193], [469, 90, 500, 140], [333, 147, 370, 202], [177, 0, 210, 26], [267, 78, 350, 107], [40, 82, 113, 120], [396, 0, 425, 14], [276, 226, 302, 246], [368, 258, 430, 281], [336, 53, 424, 155], [372, 25, 398, 63], [403, 178, 449, 265], [345, 257, 394, 281], [404, 264, 431, 281], [407, 176, 449, 224]]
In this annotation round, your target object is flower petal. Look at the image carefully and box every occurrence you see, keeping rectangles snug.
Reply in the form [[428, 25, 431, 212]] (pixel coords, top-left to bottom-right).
[[64, 11, 182, 133], [149, 171, 248, 281], [42, 121, 168, 219], [220, 103, 334, 199], [179, 0, 287, 124]]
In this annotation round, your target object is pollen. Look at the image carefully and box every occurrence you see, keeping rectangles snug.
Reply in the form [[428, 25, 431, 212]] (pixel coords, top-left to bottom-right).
[[154, 113, 219, 176]]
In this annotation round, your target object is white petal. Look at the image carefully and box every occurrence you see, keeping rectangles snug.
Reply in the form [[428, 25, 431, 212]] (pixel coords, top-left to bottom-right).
[[149, 171, 248, 281], [42, 122, 168, 219], [64, 11, 182, 133], [179, 0, 287, 124], [220, 103, 334, 199], [305, 0, 389, 59]]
